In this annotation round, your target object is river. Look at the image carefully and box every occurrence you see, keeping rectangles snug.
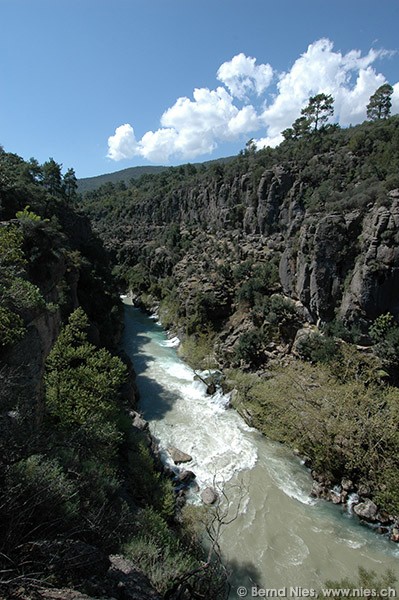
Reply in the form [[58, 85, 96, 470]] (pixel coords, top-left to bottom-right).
[[121, 301, 398, 598]]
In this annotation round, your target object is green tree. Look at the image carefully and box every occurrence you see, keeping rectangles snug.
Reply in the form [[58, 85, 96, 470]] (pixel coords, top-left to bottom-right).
[[292, 115, 311, 138], [63, 167, 78, 200], [367, 84, 394, 121], [45, 307, 127, 426], [301, 93, 334, 131], [41, 157, 62, 195]]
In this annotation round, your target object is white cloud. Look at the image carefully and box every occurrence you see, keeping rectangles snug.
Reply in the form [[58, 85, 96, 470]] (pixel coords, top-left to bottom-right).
[[140, 128, 178, 163], [392, 82, 399, 115], [107, 124, 138, 160], [334, 67, 386, 126], [258, 38, 392, 146], [227, 105, 260, 136], [107, 85, 261, 163], [161, 86, 238, 146], [107, 40, 398, 163], [216, 52, 273, 99]]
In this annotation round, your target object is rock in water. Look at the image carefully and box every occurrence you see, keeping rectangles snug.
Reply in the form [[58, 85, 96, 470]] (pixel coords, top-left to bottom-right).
[[201, 487, 218, 505], [168, 447, 192, 464], [130, 410, 149, 431], [177, 469, 196, 483], [353, 499, 378, 521]]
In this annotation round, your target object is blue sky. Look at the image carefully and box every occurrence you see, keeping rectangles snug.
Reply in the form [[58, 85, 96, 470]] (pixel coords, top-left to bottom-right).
[[1, 0, 398, 178]]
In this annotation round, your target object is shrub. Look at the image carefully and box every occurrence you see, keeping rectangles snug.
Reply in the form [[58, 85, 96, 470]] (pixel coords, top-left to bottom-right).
[[235, 329, 264, 364], [296, 331, 338, 363], [325, 566, 397, 597], [1, 455, 78, 549], [124, 507, 197, 595], [15, 205, 42, 223], [8, 278, 46, 311], [369, 312, 399, 368], [45, 307, 127, 426], [0, 306, 25, 346]]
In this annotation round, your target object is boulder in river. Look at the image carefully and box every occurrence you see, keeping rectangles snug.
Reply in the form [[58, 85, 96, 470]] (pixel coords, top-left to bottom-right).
[[341, 478, 353, 492], [177, 469, 196, 483], [310, 481, 328, 499], [390, 527, 399, 543], [168, 447, 192, 464], [130, 410, 149, 431], [201, 487, 218, 505], [353, 498, 378, 521]]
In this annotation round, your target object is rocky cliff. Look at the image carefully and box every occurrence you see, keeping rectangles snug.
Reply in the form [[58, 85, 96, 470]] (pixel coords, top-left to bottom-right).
[[84, 144, 399, 336]]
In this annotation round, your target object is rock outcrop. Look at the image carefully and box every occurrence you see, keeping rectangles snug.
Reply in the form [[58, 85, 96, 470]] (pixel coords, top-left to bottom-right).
[[168, 447, 193, 464], [201, 486, 218, 505], [90, 143, 399, 330]]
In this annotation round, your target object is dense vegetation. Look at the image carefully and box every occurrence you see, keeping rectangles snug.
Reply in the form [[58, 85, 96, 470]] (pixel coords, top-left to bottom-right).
[[1, 87, 398, 595], [0, 149, 229, 599], [77, 103, 399, 524], [77, 164, 169, 194]]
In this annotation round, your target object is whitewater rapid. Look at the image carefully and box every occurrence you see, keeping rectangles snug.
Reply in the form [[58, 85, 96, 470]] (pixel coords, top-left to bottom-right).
[[122, 302, 398, 598]]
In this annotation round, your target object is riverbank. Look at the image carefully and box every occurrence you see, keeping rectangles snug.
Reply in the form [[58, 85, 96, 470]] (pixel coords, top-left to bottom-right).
[[127, 293, 399, 546], [121, 300, 399, 594], [227, 364, 399, 543]]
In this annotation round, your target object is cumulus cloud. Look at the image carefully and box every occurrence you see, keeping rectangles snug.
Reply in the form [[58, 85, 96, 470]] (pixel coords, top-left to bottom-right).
[[256, 38, 392, 148], [107, 39, 398, 163], [392, 82, 399, 115], [107, 124, 138, 160], [161, 86, 239, 156], [216, 53, 273, 99]]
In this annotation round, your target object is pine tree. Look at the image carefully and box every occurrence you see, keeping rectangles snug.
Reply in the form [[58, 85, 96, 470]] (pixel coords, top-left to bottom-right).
[[366, 84, 394, 121], [301, 93, 334, 131]]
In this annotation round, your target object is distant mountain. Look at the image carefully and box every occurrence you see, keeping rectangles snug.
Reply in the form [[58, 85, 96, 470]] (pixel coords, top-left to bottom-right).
[[77, 157, 235, 194], [77, 165, 168, 194]]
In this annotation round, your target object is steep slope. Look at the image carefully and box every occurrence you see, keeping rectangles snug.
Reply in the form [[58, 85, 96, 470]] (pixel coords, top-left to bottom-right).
[[81, 116, 399, 330], [77, 165, 168, 194], [0, 149, 227, 599], [78, 116, 399, 530]]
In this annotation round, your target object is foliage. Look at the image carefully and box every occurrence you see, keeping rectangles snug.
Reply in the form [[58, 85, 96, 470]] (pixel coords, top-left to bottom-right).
[[41, 157, 63, 195], [284, 94, 334, 139], [229, 360, 399, 513], [295, 330, 338, 363], [63, 167, 78, 200], [369, 313, 399, 369], [180, 329, 217, 370], [301, 93, 334, 131], [0, 224, 25, 270], [367, 84, 394, 121], [124, 508, 197, 595], [126, 431, 175, 520], [0, 455, 79, 556], [325, 566, 397, 597], [45, 307, 127, 426], [235, 261, 279, 307], [185, 290, 222, 335], [0, 306, 25, 346], [235, 329, 264, 364], [0, 222, 46, 347], [15, 204, 42, 222]]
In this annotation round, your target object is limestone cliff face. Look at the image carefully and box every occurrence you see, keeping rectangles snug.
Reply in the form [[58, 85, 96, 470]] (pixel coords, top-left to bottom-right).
[[340, 191, 399, 322], [2, 241, 70, 418], [1, 210, 127, 418], [114, 163, 399, 328], [279, 191, 399, 324]]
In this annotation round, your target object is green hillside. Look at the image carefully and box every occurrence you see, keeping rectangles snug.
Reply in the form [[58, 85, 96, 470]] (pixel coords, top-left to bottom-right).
[[77, 165, 168, 193], [77, 156, 235, 194]]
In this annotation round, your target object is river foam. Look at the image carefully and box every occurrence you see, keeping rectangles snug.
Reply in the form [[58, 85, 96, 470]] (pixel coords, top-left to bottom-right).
[[126, 313, 258, 487], [122, 304, 399, 594]]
